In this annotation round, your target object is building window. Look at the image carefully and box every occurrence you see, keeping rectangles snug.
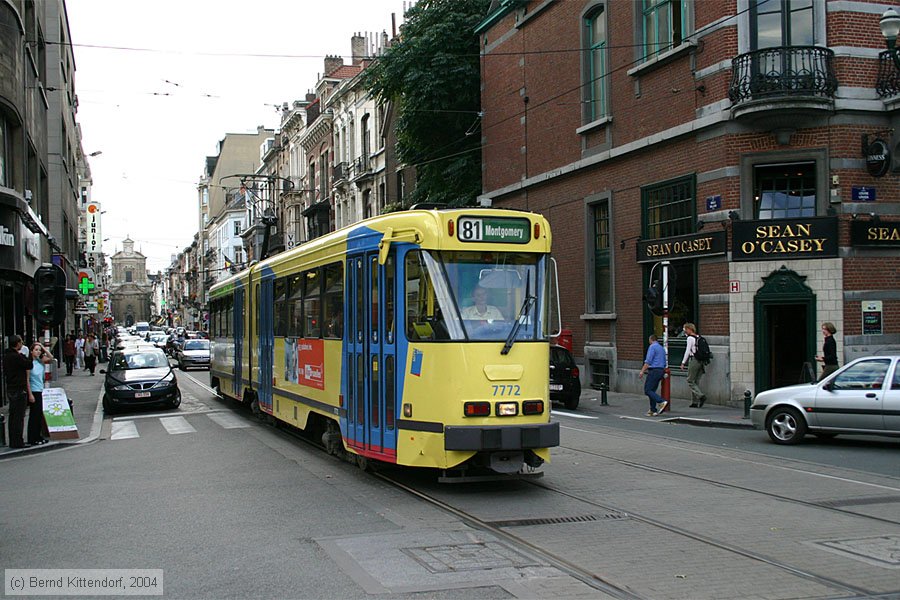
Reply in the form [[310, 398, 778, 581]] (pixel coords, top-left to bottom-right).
[[641, 175, 697, 351], [584, 6, 608, 122], [0, 117, 8, 188], [233, 220, 241, 236], [753, 162, 816, 219], [125, 269, 133, 283], [642, 0, 687, 59], [751, 0, 814, 50], [201, 188, 209, 206], [590, 199, 612, 313]]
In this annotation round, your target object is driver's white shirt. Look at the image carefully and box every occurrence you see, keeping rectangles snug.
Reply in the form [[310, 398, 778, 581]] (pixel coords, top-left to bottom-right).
[[461, 304, 504, 321]]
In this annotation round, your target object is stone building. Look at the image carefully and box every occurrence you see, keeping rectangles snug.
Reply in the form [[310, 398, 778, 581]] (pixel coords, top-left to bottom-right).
[[109, 238, 152, 327], [478, 0, 900, 404]]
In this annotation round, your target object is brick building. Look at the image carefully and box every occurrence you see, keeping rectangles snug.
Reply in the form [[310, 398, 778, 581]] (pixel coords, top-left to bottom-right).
[[478, 0, 900, 404]]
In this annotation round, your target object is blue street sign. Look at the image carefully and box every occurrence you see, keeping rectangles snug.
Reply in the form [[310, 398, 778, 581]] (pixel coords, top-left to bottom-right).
[[852, 186, 876, 202], [706, 195, 722, 211]]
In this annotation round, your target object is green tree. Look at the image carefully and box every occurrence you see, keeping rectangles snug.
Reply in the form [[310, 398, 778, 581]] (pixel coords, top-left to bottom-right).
[[363, 0, 489, 208]]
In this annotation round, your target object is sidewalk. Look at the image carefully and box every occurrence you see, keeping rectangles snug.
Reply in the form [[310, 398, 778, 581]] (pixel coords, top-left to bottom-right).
[[574, 386, 755, 429], [0, 363, 105, 458]]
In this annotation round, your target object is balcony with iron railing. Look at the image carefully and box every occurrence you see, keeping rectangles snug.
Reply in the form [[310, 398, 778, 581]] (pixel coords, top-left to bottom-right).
[[351, 154, 373, 182], [729, 46, 838, 124], [876, 50, 900, 100], [333, 162, 347, 183]]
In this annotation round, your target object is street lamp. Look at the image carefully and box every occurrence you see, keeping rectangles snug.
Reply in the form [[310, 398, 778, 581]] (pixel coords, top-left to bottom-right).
[[881, 8, 900, 70]]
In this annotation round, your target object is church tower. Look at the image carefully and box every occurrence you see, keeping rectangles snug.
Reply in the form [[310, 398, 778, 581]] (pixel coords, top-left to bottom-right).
[[108, 237, 153, 327]]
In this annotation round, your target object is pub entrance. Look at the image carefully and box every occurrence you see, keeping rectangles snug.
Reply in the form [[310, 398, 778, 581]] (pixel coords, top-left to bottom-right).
[[754, 267, 817, 392]]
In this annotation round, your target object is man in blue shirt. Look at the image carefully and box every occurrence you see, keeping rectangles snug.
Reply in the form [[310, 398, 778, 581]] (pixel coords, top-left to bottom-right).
[[638, 334, 668, 416]]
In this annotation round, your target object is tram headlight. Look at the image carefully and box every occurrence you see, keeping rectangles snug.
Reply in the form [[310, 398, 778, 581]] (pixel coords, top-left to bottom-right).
[[495, 402, 519, 417], [522, 400, 544, 415], [464, 402, 491, 417]]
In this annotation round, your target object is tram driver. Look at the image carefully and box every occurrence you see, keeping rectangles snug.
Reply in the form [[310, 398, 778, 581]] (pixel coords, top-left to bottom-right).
[[461, 285, 505, 322]]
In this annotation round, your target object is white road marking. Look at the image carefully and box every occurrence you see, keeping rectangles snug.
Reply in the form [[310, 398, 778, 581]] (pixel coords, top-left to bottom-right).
[[110, 421, 139, 440], [159, 416, 197, 435], [207, 412, 250, 429], [112, 409, 219, 421], [552, 410, 598, 420]]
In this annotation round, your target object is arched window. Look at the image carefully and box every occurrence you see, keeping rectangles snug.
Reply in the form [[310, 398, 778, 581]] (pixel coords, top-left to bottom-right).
[[125, 269, 133, 283]]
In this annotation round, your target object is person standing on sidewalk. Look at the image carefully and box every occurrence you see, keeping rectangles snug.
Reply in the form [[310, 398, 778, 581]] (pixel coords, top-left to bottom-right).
[[638, 334, 668, 416], [4, 335, 34, 448], [27, 342, 52, 446], [816, 322, 839, 381], [63, 334, 76, 375], [74, 332, 85, 371], [83, 333, 99, 375], [680, 323, 707, 408]]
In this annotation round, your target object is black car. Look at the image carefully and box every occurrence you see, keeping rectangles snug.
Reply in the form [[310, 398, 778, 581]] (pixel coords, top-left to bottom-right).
[[101, 348, 181, 414], [550, 345, 581, 410]]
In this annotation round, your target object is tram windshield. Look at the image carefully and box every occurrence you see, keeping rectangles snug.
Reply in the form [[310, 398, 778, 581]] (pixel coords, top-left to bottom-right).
[[405, 250, 548, 342]]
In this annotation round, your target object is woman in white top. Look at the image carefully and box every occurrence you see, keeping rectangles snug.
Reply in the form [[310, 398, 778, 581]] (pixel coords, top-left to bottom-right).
[[74, 333, 85, 370], [680, 323, 706, 408]]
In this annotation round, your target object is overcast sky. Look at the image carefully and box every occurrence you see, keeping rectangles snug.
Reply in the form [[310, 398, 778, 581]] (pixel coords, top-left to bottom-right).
[[67, 0, 409, 273]]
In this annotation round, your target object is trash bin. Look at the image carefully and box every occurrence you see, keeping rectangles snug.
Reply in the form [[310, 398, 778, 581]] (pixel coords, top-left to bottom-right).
[[557, 329, 573, 352]]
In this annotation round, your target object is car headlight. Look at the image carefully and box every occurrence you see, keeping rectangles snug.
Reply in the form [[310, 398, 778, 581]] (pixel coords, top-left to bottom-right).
[[152, 372, 176, 389], [112, 384, 131, 391]]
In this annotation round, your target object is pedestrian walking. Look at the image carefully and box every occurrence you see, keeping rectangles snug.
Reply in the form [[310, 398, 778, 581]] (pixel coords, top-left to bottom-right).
[[638, 334, 668, 416], [83, 333, 99, 375], [27, 342, 52, 446], [4, 335, 34, 448], [100, 332, 109, 363], [680, 323, 707, 408], [74, 332, 85, 371], [816, 322, 839, 381], [63, 334, 76, 375]]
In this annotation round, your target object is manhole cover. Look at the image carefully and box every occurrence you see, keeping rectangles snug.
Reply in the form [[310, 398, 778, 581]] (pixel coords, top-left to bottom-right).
[[402, 542, 539, 573], [808, 535, 900, 569]]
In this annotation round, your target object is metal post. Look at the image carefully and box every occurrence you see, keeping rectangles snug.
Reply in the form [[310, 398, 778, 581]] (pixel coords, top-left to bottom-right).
[[599, 382, 608, 405], [743, 389, 752, 419], [660, 261, 671, 405]]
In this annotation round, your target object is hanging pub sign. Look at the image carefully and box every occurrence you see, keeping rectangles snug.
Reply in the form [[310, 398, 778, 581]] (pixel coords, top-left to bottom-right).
[[850, 220, 900, 247], [731, 216, 838, 261], [636, 230, 727, 263], [865, 139, 890, 177]]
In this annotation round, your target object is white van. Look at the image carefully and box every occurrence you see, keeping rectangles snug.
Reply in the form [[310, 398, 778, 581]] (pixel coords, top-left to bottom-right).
[[134, 321, 151, 334]]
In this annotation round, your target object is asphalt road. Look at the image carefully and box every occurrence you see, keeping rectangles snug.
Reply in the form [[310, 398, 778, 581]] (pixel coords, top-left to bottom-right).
[[2, 370, 899, 599]]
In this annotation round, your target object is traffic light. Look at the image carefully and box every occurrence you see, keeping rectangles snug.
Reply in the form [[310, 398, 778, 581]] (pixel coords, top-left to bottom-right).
[[34, 264, 66, 326], [644, 274, 663, 316]]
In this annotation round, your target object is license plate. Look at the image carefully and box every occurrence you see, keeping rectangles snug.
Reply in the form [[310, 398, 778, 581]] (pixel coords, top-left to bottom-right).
[[549, 384, 563, 391], [135, 391, 151, 398]]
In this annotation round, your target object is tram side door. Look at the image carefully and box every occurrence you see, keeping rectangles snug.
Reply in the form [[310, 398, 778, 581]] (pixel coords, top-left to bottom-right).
[[347, 256, 366, 448], [233, 286, 244, 398], [257, 279, 274, 414]]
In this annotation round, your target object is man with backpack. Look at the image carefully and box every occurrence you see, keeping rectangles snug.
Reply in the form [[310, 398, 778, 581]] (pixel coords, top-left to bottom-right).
[[680, 323, 709, 408]]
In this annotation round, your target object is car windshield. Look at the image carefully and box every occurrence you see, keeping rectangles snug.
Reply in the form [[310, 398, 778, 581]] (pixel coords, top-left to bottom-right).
[[184, 340, 209, 351], [551, 347, 575, 367], [111, 351, 170, 370]]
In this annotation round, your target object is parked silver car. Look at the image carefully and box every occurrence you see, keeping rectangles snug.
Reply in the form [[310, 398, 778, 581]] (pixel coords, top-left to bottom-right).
[[750, 355, 900, 444], [176, 339, 210, 371]]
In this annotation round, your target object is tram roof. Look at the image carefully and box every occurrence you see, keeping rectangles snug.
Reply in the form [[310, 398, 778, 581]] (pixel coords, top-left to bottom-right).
[[209, 207, 551, 295]]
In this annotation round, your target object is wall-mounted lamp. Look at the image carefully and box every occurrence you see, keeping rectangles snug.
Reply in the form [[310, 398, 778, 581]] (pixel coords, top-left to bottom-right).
[[826, 206, 837, 216], [881, 8, 900, 70], [870, 212, 882, 225], [728, 210, 741, 221], [696, 220, 706, 231], [619, 235, 641, 250]]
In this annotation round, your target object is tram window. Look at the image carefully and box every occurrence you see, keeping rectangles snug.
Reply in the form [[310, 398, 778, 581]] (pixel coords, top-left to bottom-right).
[[357, 354, 365, 423], [371, 356, 379, 427], [323, 263, 343, 339], [405, 250, 454, 341], [385, 355, 395, 430], [385, 256, 395, 343], [371, 257, 379, 342], [273, 278, 288, 337], [303, 269, 322, 338], [226, 295, 233, 337], [287, 274, 303, 337], [355, 259, 364, 342]]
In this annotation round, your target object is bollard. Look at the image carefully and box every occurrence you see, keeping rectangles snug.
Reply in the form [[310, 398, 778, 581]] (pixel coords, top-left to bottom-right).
[[599, 382, 609, 405], [0, 414, 5, 446], [743, 389, 752, 419]]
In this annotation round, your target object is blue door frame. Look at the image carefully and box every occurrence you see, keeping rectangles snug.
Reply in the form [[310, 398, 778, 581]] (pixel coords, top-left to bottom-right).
[[257, 271, 275, 413], [233, 285, 244, 397]]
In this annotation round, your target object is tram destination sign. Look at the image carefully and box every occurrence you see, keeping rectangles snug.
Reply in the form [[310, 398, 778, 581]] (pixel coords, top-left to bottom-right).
[[850, 220, 900, 247], [457, 216, 530, 244], [731, 216, 838, 261], [636, 230, 727, 263]]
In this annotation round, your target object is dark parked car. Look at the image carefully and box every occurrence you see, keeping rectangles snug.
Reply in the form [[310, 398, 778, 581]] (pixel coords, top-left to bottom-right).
[[176, 339, 210, 370], [101, 348, 181, 414], [550, 345, 581, 410]]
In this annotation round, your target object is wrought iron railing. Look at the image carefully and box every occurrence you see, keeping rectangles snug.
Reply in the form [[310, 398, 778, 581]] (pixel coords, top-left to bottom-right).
[[729, 46, 837, 104], [333, 162, 347, 182], [876, 50, 900, 97]]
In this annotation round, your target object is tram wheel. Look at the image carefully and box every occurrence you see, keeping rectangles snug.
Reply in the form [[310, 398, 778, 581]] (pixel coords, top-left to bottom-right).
[[356, 455, 370, 472]]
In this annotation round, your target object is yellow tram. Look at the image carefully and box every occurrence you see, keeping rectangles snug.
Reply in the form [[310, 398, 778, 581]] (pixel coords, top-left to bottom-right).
[[208, 208, 559, 475]]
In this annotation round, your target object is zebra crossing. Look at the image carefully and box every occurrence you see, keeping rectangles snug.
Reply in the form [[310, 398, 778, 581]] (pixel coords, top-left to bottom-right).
[[109, 411, 251, 440]]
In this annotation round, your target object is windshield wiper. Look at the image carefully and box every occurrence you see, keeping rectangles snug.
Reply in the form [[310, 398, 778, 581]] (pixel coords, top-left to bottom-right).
[[502, 271, 536, 356]]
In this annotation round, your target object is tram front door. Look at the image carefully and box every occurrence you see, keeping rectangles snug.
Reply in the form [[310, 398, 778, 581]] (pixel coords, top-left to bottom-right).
[[346, 251, 397, 460]]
